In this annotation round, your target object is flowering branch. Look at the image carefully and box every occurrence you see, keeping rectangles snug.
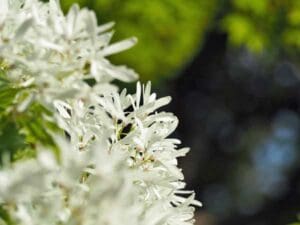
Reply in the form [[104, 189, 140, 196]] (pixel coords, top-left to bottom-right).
[[0, 0, 200, 224]]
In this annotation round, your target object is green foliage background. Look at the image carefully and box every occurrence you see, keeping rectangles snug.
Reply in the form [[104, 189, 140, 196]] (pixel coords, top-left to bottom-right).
[[222, 0, 300, 55]]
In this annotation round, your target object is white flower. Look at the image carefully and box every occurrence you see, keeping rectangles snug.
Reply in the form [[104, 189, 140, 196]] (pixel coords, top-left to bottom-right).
[[0, 0, 200, 224], [0, 138, 197, 225], [53, 82, 201, 223], [0, 0, 138, 108]]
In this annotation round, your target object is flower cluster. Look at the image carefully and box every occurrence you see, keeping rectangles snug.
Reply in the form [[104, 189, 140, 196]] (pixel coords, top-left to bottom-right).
[[0, 0, 200, 224], [0, 0, 137, 108]]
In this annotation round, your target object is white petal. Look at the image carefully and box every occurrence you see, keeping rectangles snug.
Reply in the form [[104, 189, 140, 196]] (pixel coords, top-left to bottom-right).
[[14, 18, 33, 40], [101, 37, 137, 56]]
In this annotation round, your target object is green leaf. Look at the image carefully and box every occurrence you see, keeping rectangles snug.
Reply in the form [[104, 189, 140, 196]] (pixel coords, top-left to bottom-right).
[[0, 70, 18, 112], [0, 119, 27, 164], [0, 205, 15, 225], [0, 102, 60, 164], [0, 87, 18, 111], [16, 103, 61, 160]]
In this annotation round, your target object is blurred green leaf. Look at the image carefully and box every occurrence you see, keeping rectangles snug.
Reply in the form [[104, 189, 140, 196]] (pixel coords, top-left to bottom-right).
[[0, 70, 18, 112], [0, 102, 61, 164], [222, 13, 267, 52], [283, 28, 300, 48], [0, 118, 27, 164], [16, 103, 61, 160], [0, 206, 15, 225], [221, 0, 300, 56], [233, 0, 269, 15]]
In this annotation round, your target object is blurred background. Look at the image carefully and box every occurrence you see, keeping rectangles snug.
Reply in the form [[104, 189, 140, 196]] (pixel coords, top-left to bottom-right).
[[61, 1, 300, 224]]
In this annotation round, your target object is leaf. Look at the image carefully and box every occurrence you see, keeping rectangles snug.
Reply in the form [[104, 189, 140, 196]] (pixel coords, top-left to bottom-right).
[[0, 70, 18, 112], [0, 87, 18, 111], [0, 119, 27, 164], [12, 147, 36, 162], [0, 206, 15, 225], [0, 103, 60, 164], [16, 103, 61, 160]]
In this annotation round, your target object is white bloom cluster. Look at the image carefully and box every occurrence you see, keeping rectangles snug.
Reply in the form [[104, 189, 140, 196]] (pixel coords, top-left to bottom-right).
[[0, 0, 137, 108], [0, 139, 196, 225], [0, 0, 201, 224]]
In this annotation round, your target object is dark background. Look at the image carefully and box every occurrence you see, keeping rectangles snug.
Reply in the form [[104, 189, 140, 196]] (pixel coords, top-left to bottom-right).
[[168, 31, 300, 225]]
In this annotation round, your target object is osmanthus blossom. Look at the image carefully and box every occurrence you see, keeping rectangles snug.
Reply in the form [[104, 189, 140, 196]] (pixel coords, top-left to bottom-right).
[[0, 0, 201, 224]]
